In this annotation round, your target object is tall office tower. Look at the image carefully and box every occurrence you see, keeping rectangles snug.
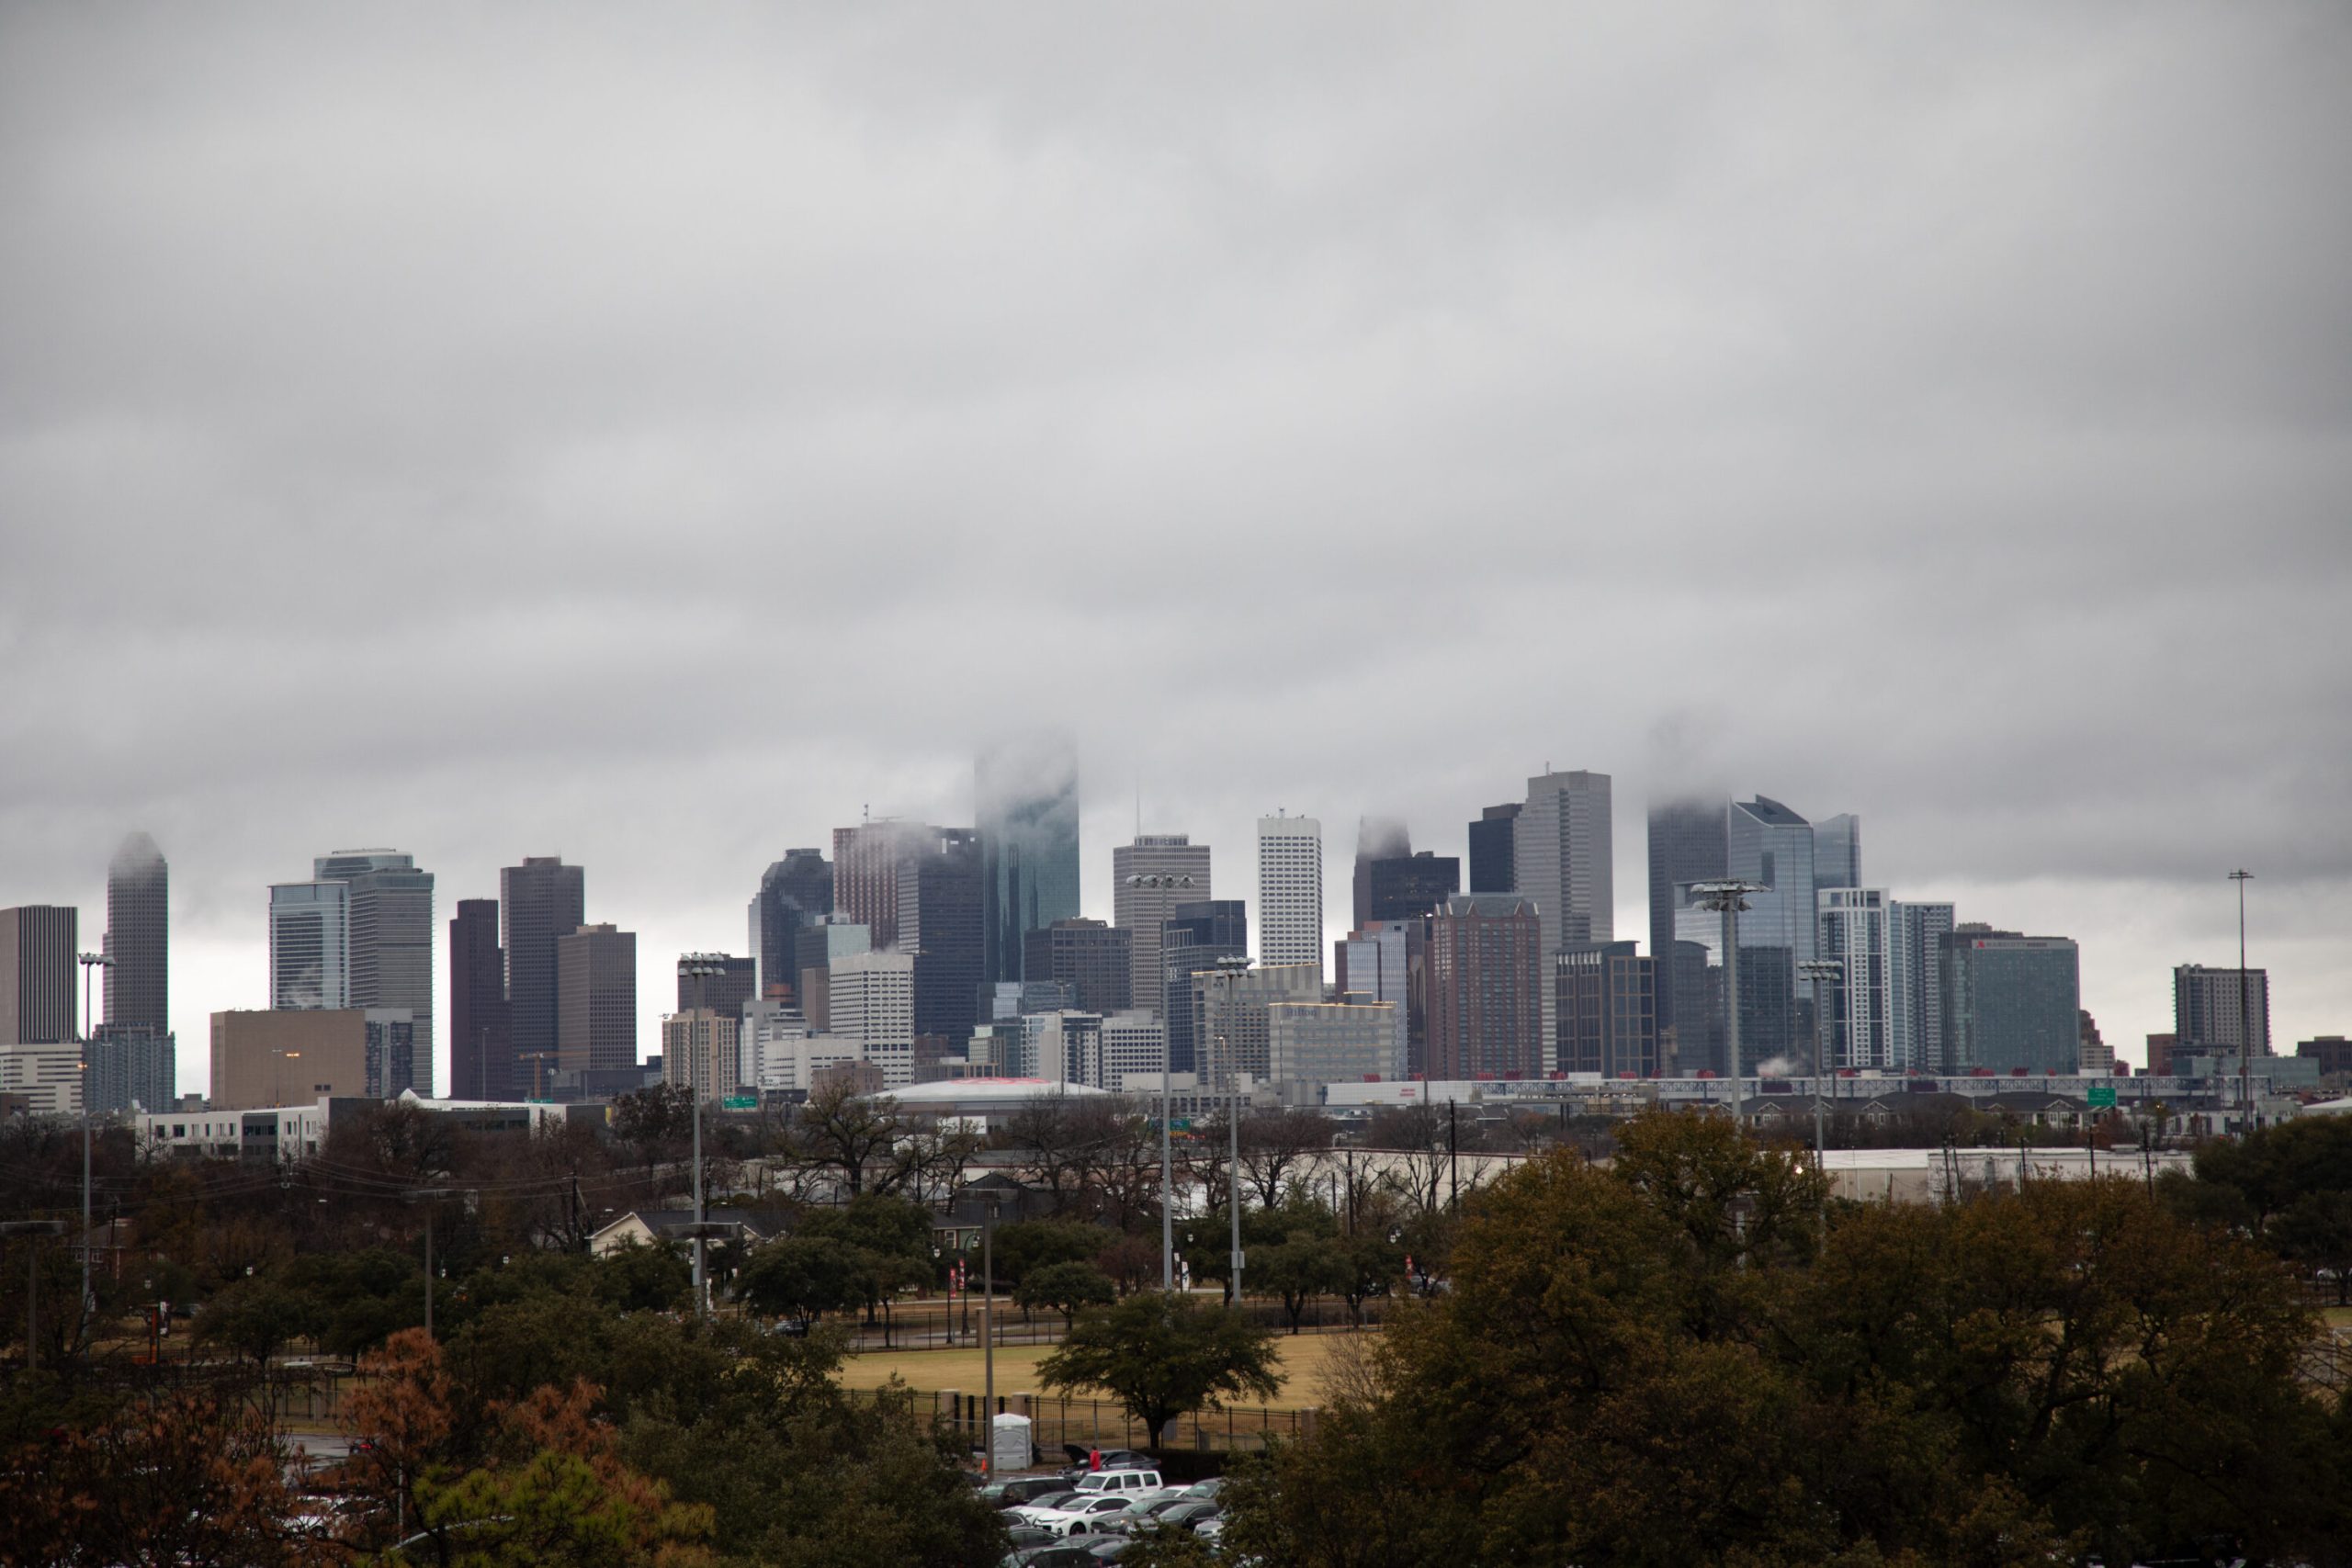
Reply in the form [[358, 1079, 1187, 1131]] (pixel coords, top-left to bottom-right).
[[1468, 804, 1521, 894], [2174, 964, 2273, 1056], [748, 849, 831, 998], [978, 734, 1081, 983], [1943, 932, 2081, 1074], [1426, 894, 1545, 1079], [0, 906, 78, 1044], [675, 953, 756, 1021], [1515, 770, 1612, 952], [899, 828, 984, 1045], [104, 832, 168, 1030], [1159, 899, 1247, 1076], [555, 923, 636, 1078], [1364, 852, 1460, 924], [1256, 815, 1325, 977], [502, 856, 585, 1090], [1555, 942, 1659, 1077], [269, 881, 348, 1010], [831, 819, 930, 951], [1333, 922, 1413, 1077], [662, 1010, 742, 1102], [84, 1025, 174, 1114], [1113, 835, 1209, 1019], [830, 950, 916, 1087], [1645, 797, 1726, 1050], [1194, 963, 1321, 1088], [1268, 999, 1396, 1098], [1720, 795, 1822, 1074], [448, 898, 510, 1100], [1813, 815, 1862, 892], [1351, 818, 1411, 932], [1516, 770, 1611, 1050], [311, 852, 435, 1095], [1024, 919, 1133, 1015], [2078, 1012, 2115, 1075]]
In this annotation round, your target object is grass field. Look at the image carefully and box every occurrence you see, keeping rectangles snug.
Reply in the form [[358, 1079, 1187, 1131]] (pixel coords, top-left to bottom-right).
[[839, 1329, 1373, 1410]]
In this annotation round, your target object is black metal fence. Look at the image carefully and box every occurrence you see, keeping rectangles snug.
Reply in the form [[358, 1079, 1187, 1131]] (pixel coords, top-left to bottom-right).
[[838, 1293, 1393, 1351], [858, 1384, 1319, 1457]]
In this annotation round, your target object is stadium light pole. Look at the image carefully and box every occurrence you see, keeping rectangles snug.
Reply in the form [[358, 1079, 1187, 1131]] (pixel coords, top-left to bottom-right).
[[1689, 883, 1766, 1122], [76, 951, 112, 1325], [1798, 958, 1844, 1179], [1126, 871, 1193, 1292], [2230, 871, 2254, 1136], [679, 953, 729, 1316]]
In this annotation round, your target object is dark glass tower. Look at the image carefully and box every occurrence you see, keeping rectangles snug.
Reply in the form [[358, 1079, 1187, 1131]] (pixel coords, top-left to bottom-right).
[[1645, 798, 1726, 1047], [449, 898, 510, 1100], [104, 831, 168, 1030], [1160, 899, 1247, 1076], [503, 857, 585, 1090], [1467, 804, 1520, 894], [978, 735, 1080, 982], [1365, 852, 1460, 923], [899, 828, 985, 1045], [749, 849, 831, 998]]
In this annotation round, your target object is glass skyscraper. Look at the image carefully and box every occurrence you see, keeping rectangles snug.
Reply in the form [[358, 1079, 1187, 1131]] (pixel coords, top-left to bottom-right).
[[977, 734, 1080, 984]]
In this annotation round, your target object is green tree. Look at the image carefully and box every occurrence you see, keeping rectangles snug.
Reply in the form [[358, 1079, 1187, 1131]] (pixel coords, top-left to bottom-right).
[[1037, 1291, 1283, 1447], [590, 1238, 692, 1314], [1250, 1236, 1348, 1332], [736, 1235, 867, 1325], [2272, 1188, 2352, 1303], [195, 1276, 316, 1370], [990, 1219, 1118, 1287], [1013, 1260, 1115, 1328]]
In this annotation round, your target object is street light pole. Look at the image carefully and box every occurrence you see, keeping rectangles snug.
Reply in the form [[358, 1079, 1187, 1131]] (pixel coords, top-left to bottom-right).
[[402, 1189, 458, 1338], [2230, 871, 2254, 1136], [679, 953, 727, 1317], [1690, 883, 1765, 1123], [76, 952, 112, 1325], [1799, 959, 1843, 1199], [1126, 869, 1193, 1295]]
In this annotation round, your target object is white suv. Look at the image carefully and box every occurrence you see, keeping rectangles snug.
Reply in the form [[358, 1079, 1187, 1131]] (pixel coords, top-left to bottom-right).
[[1017, 1470, 1170, 1535]]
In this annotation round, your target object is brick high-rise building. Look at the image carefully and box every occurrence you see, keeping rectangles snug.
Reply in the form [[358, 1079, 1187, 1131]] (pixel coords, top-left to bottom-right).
[[1427, 894, 1544, 1079], [449, 898, 511, 1100], [1555, 941, 1658, 1077], [2174, 964, 2272, 1056]]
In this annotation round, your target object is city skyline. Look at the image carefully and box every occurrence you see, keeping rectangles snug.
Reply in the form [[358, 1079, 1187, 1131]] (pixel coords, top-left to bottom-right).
[[2, 8, 2346, 1096]]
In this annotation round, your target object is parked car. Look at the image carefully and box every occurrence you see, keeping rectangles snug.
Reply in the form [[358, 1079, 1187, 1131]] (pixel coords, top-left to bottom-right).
[[1101, 1495, 1213, 1537], [1002, 1546, 1101, 1568], [1178, 1476, 1225, 1503], [1005, 1526, 1056, 1550], [1008, 1490, 1083, 1521], [1057, 1447, 1155, 1483], [1000, 1478, 1078, 1507], [1128, 1500, 1220, 1536], [1023, 1495, 1146, 1537]]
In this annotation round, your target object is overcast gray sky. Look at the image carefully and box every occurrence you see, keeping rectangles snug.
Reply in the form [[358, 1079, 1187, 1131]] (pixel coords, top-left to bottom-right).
[[4, 3, 2347, 1094]]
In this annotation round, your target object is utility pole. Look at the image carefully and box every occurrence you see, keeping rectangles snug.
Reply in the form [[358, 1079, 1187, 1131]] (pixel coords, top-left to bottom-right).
[[1690, 883, 1765, 1122], [679, 953, 729, 1316], [1447, 1099, 1458, 1209], [402, 1189, 458, 1338], [76, 952, 112, 1327], [3, 1221, 67, 1371], [1127, 871, 1192, 1294], [2230, 871, 2254, 1137], [979, 1189, 1001, 1473]]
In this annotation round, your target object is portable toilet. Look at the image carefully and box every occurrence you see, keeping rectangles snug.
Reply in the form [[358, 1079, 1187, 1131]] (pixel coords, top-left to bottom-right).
[[990, 1412, 1033, 1474]]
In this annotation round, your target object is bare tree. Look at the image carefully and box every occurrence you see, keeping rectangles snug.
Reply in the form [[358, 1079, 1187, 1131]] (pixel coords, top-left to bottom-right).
[[791, 1077, 903, 1198], [1367, 1103, 1447, 1215], [1238, 1108, 1335, 1209]]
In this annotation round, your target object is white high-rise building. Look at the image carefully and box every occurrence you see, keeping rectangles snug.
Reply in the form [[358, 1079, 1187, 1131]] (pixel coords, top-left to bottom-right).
[[1815, 889, 1954, 1073], [1255, 816, 1324, 979], [829, 950, 915, 1087], [1099, 1009, 1169, 1093], [662, 1010, 742, 1102], [1113, 835, 1210, 1018]]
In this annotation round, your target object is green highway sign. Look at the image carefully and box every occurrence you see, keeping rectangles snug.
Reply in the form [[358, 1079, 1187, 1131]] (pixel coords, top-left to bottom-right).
[[2086, 1085, 2117, 1109], [721, 1095, 759, 1111]]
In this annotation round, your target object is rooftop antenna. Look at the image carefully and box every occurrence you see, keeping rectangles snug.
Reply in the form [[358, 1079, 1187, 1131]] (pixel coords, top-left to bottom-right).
[[1136, 776, 1141, 839]]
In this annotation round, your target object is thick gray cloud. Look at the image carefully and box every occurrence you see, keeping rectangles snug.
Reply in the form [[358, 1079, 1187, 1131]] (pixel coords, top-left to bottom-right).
[[3, 3, 2347, 1089]]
